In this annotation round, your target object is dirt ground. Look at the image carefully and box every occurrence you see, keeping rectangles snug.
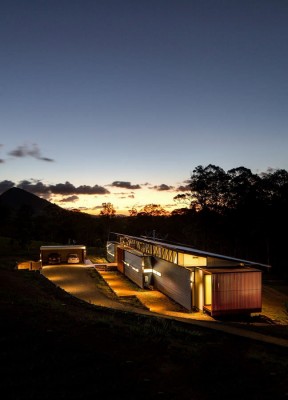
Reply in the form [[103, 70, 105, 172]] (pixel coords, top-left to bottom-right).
[[1, 267, 288, 400]]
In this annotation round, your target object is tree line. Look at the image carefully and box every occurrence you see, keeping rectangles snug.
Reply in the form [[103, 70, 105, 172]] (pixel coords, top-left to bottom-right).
[[105, 165, 288, 277], [1, 164, 287, 277]]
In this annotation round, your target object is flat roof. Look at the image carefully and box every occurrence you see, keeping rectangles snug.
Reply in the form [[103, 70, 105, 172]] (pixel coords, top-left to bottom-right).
[[40, 245, 86, 250]]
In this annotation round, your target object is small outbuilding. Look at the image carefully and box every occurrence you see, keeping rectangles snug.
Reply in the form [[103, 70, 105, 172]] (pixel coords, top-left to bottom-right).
[[40, 245, 86, 265]]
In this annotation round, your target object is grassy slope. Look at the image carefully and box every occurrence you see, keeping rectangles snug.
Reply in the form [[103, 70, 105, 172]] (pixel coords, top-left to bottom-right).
[[1, 253, 288, 400]]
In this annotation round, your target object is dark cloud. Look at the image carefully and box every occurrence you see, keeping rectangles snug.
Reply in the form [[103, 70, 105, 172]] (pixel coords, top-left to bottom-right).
[[0, 180, 15, 193], [114, 191, 135, 196], [18, 180, 51, 194], [39, 156, 54, 162], [49, 182, 77, 195], [50, 182, 110, 195], [0, 144, 5, 163], [151, 184, 174, 191], [109, 181, 141, 190], [76, 185, 110, 195], [117, 193, 135, 199], [8, 143, 54, 162], [9, 146, 26, 157], [59, 195, 79, 203], [175, 184, 191, 192], [0, 179, 110, 196]]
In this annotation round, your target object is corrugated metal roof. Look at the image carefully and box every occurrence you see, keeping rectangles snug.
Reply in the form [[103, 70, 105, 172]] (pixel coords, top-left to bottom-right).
[[110, 232, 271, 269]]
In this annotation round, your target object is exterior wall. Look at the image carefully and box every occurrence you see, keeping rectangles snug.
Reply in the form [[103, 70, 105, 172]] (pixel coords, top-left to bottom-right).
[[106, 241, 116, 262], [40, 245, 86, 265], [108, 235, 264, 317], [178, 253, 206, 267], [207, 257, 241, 267], [205, 270, 262, 317], [17, 261, 42, 271], [152, 258, 193, 311], [143, 256, 153, 287], [116, 246, 124, 273], [194, 268, 204, 311], [123, 250, 144, 288]]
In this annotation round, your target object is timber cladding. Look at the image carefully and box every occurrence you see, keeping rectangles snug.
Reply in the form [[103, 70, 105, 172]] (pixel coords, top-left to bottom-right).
[[203, 269, 262, 317]]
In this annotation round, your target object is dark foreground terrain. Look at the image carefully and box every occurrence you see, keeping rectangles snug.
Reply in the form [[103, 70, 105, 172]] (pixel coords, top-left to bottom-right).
[[1, 266, 288, 400]]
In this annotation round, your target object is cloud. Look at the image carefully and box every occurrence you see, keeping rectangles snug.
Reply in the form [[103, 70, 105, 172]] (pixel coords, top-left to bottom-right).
[[111, 192, 136, 200], [0, 144, 4, 163], [175, 184, 191, 192], [39, 156, 54, 162], [0, 177, 182, 200], [59, 195, 79, 203], [50, 182, 110, 195], [76, 185, 110, 195], [151, 184, 174, 191], [8, 143, 54, 162], [49, 182, 78, 195], [18, 179, 51, 194], [109, 181, 141, 190], [0, 180, 15, 193], [0, 179, 110, 196]]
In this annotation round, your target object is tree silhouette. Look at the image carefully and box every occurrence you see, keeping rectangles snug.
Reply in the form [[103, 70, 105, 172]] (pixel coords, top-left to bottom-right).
[[100, 202, 116, 240], [138, 204, 170, 216], [188, 164, 228, 213], [100, 203, 116, 218]]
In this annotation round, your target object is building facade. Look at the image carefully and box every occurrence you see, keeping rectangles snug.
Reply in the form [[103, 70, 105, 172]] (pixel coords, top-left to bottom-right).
[[107, 233, 270, 317]]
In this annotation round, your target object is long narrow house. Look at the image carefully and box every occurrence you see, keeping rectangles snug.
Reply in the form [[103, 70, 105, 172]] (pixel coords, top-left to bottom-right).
[[107, 232, 271, 317]]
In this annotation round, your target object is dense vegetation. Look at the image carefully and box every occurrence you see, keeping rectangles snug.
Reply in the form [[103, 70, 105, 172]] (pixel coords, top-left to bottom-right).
[[0, 164, 287, 278], [88, 165, 288, 278]]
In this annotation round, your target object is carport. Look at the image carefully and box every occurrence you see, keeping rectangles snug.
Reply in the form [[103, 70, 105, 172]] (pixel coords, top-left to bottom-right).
[[40, 245, 86, 265]]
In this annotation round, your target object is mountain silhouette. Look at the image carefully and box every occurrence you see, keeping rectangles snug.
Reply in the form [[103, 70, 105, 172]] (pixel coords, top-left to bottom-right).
[[0, 187, 64, 215], [0, 187, 100, 245]]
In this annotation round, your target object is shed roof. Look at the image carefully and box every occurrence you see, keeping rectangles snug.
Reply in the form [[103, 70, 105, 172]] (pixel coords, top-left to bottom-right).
[[110, 232, 271, 270]]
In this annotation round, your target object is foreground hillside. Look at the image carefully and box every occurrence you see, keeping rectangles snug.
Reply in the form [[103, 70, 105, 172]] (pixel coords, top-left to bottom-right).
[[1, 262, 288, 400]]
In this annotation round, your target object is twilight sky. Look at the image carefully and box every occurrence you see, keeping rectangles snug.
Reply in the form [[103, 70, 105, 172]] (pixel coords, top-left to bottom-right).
[[1, 0, 287, 215]]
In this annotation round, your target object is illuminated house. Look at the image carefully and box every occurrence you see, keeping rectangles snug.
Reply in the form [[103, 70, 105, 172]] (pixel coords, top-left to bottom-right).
[[107, 233, 271, 317]]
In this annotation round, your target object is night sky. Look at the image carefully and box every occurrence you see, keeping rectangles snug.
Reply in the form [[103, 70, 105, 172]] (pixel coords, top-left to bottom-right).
[[1, 0, 287, 214]]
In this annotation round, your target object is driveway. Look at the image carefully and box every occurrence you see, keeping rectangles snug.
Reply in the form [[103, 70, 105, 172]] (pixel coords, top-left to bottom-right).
[[42, 264, 128, 311], [41, 262, 288, 347]]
